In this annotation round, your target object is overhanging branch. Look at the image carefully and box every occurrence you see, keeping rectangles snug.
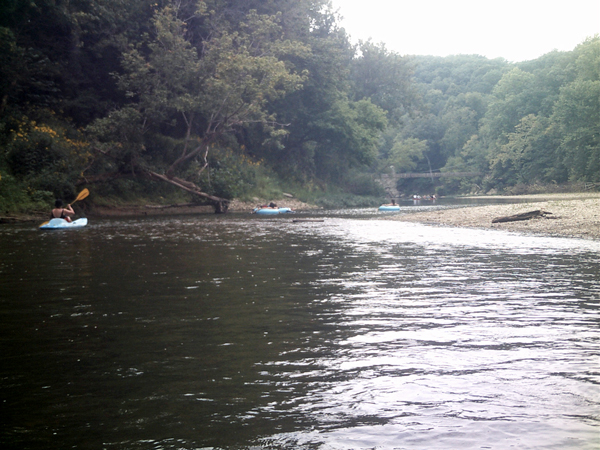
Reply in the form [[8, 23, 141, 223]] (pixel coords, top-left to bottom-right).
[[145, 169, 228, 206]]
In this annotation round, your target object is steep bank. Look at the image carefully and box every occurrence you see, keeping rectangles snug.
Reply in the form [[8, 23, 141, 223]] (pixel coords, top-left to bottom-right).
[[392, 193, 600, 240]]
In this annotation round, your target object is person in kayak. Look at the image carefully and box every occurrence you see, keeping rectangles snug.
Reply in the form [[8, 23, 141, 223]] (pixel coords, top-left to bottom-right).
[[51, 199, 75, 222]]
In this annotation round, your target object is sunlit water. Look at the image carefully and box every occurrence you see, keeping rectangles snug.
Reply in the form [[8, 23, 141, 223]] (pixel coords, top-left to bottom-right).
[[1, 207, 599, 449]]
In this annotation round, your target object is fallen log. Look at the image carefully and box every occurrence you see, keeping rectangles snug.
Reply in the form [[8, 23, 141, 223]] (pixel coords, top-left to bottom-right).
[[492, 210, 552, 223], [145, 170, 229, 213]]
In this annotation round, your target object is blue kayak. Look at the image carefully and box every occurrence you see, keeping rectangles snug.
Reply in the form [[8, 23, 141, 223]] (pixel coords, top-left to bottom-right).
[[253, 207, 295, 215], [40, 218, 88, 229], [378, 205, 400, 211]]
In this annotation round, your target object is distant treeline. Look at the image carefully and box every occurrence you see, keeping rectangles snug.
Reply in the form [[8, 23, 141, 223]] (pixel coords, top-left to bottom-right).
[[1, 0, 598, 212]]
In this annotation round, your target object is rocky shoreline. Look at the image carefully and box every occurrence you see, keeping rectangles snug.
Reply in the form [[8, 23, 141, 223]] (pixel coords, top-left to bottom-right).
[[3, 193, 599, 241], [392, 193, 600, 240]]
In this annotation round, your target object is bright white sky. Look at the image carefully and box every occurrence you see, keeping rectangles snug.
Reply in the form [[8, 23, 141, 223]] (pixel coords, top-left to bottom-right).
[[331, 0, 600, 62]]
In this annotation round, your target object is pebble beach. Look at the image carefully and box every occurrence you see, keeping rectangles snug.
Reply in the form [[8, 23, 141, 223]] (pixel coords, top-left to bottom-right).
[[393, 193, 600, 240]]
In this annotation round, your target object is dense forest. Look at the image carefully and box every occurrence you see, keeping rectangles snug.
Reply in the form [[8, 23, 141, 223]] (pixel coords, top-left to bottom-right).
[[1, 0, 598, 213]]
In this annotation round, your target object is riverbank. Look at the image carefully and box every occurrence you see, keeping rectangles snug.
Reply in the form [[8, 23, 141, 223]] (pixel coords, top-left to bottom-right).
[[0, 197, 319, 223], [88, 197, 319, 216], [228, 198, 319, 212], [3, 194, 599, 241], [392, 193, 600, 240]]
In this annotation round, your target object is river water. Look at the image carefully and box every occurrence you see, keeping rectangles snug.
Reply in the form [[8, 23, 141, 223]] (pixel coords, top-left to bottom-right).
[[1, 202, 599, 449]]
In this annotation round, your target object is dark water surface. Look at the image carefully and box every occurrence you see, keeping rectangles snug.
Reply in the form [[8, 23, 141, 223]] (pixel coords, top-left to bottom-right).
[[1, 207, 599, 449]]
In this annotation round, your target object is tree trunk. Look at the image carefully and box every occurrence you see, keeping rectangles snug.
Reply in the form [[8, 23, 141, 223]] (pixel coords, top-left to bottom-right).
[[145, 170, 230, 214], [492, 210, 552, 223]]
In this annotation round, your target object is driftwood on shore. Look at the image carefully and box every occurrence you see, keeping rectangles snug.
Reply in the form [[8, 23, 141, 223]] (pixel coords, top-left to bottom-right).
[[492, 210, 552, 223]]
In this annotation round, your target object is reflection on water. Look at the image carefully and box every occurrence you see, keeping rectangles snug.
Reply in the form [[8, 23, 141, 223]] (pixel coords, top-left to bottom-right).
[[1, 211, 599, 450]]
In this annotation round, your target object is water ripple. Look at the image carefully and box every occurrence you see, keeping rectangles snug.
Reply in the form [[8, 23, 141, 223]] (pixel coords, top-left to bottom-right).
[[1, 213, 598, 449]]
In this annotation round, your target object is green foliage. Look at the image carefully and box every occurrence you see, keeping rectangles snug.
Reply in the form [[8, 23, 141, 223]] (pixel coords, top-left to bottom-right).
[[242, 165, 288, 202], [326, 98, 388, 164], [2, 0, 598, 212], [0, 113, 91, 212], [0, 173, 54, 214], [413, 55, 509, 95], [483, 68, 539, 142], [84, 3, 310, 204], [489, 115, 551, 185], [190, 147, 259, 199], [552, 79, 600, 181], [343, 171, 386, 197], [307, 97, 388, 183], [351, 40, 418, 122], [414, 38, 599, 195], [386, 137, 428, 172]]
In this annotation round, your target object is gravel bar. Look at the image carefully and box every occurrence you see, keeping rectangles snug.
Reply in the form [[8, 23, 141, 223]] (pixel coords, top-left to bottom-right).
[[391, 193, 600, 240]]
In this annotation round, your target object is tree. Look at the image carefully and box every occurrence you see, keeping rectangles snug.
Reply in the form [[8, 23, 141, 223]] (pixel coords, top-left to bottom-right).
[[440, 105, 479, 158], [350, 40, 418, 122], [483, 68, 537, 141], [386, 137, 428, 172], [244, 2, 363, 183], [312, 97, 387, 181], [552, 79, 600, 182], [548, 36, 600, 183], [489, 114, 562, 186], [86, 3, 308, 211]]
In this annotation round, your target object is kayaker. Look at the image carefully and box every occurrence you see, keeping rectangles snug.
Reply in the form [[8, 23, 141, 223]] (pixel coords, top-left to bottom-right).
[[268, 202, 278, 208], [51, 199, 75, 222], [384, 199, 397, 206]]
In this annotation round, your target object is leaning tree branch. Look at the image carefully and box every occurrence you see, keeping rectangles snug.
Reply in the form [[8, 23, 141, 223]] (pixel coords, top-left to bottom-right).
[[145, 169, 229, 213]]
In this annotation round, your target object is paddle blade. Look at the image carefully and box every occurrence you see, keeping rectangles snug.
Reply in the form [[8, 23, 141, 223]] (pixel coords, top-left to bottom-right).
[[39, 221, 49, 228], [72, 188, 89, 204]]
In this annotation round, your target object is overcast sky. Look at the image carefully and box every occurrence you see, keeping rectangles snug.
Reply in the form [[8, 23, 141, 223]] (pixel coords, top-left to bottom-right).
[[330, 0, 600, 62]]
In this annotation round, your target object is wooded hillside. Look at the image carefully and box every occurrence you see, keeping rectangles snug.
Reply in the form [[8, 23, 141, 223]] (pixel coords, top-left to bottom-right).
[[1, 0, 598, 213]]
